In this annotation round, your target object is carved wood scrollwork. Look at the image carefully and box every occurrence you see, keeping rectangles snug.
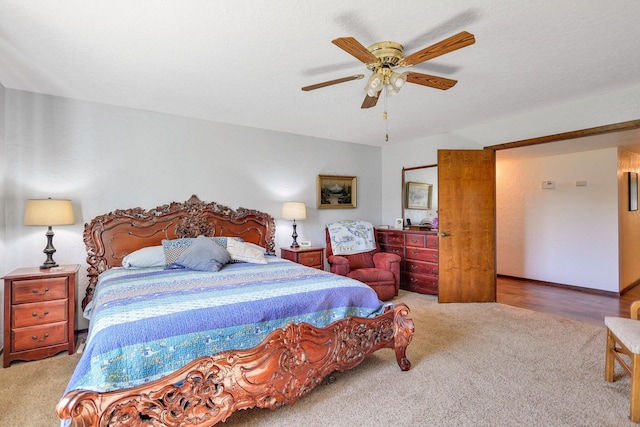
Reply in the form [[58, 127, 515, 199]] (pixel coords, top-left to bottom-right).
[[57, 304, 414, 427], [81, 197, 276, 310]]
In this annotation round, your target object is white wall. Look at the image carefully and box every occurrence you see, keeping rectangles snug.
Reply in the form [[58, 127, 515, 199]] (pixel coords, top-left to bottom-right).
[[2, 89, 383, 329], [381, 84, 640, 292], [496, 148, 619, 291], [3, 81, 640, 334], [381, 84, 640, 226], [1, 83, 5, 346]]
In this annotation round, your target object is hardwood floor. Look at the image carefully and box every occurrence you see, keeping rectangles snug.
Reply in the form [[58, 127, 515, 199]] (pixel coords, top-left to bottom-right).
[[496, 276, 640, 325]]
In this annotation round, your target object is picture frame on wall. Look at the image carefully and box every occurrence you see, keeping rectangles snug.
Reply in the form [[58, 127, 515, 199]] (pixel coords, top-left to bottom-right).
[[629, 172, 638, 211], [317, 175, 357, 209], [405, 182, 432, 210]]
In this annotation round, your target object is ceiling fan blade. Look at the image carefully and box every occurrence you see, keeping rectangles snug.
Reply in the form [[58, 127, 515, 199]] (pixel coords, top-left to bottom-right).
[[406, 72, 458, 90], [361, 92, 380, 109], [332, 37, 379, 66], [301, 74, 365, 91], [399, 31, 475, 67]]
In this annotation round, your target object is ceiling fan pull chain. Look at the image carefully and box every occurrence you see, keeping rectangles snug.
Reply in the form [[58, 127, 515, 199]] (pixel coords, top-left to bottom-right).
[[384, 87, 389, 142]]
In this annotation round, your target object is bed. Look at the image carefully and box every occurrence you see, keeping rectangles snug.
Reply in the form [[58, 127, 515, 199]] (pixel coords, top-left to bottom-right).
[[56, 196, 414, 426]]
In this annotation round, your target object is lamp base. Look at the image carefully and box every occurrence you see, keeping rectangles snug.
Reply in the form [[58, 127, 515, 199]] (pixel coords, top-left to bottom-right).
[[290, 221, 300, 248], [40, 226, 59, 269], [40, 259, 59, 269]]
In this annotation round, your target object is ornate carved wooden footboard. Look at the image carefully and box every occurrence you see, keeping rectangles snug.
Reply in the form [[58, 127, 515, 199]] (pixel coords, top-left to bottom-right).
[[57, 196, 414, 426], [57, 304, 413, 426]]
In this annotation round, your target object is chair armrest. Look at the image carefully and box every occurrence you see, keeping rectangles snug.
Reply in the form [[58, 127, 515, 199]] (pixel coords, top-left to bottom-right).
[[327, 255, 351, 276], [372, 252, 401, 270], [373, 252, 401, 290], [631, 300, 640, 320]]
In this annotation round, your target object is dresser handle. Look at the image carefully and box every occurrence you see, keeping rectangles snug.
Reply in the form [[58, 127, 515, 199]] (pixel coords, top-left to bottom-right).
[[32, 333, 49, 342], [411, 265, 418, 270], [32, 311, 49, 318], [32, 287, 49, 295]]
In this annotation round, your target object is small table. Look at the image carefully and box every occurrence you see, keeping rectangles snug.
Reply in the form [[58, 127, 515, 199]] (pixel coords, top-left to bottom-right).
[[2, 264, 79, 367], [280, 246, 325, 270]]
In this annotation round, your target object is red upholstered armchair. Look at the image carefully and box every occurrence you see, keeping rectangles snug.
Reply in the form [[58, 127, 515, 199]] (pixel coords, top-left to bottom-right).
[[325, 224, 401, 301]]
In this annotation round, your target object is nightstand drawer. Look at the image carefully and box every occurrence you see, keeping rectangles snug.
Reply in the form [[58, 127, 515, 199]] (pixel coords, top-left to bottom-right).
[[280, 247, 325, 270], [12, 277, 68, 304], [12, 299, 68, 328], [298, 251, 322, 267], [11, 322, 68, 352]]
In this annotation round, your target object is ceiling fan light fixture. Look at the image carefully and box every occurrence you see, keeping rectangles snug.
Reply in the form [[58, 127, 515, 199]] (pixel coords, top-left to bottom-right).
[[365, 71, 384, 96], [385, 83, 399, 96], [389, 71, 407, 89]]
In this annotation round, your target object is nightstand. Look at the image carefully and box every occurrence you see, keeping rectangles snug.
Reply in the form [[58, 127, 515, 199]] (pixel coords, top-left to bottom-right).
[[280, 247, 325, 270], [2, 264, 79, 368]]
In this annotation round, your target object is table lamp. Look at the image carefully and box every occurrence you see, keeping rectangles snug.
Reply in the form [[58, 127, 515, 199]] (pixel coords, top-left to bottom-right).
[[281, 202, 306, 248], [24, 198, 75, 269]]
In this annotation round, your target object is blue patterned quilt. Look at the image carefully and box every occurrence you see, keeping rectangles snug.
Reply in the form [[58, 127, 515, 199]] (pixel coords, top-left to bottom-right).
[[65, 256, 385, 394]]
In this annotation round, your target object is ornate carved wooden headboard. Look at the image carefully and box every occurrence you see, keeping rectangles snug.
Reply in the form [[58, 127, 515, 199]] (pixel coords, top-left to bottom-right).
[[82, 195, 275, 309]]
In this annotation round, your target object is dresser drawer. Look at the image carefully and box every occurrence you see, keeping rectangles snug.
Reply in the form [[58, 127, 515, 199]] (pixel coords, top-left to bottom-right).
[[298, 251, 322, 268], [403, 273, 438, 294], [12, 277, 68, 304], [405, 234, 426, 248], [12, 299, 68, 328], [426, 235, 439, 249], [405, 247, 438, 263], [379, 244, 403, 257], [387, 233, 405, 246], [11, 322, 68, 352], [405, 260, 438, 277]]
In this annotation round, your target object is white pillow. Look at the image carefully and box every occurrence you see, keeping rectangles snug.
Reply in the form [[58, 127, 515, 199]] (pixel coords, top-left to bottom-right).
[[243, 242, 267, 253], [122, 246, 166, 269], [226, 238, 267, 264]]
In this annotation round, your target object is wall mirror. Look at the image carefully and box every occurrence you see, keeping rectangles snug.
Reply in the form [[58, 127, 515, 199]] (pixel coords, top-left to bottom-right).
[[402, 164, 438, 228]]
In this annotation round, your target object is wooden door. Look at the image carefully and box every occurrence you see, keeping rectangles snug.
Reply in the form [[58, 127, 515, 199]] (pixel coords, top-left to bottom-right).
[[437, 149, 496, 303]]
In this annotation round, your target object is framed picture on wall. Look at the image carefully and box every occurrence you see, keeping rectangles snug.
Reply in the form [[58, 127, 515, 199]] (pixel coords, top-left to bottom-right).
[[629, 172, 638, 211], [317, 175, 357, 209], [405, 182, 432, 210]]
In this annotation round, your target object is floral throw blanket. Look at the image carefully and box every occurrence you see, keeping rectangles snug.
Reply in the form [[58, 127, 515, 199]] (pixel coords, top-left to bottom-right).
[[327, 220, 377, 255]]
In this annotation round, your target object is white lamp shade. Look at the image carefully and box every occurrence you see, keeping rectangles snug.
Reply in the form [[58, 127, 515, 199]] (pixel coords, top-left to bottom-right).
[[24, 199, 75, 226], [281, 202, 306, 220]]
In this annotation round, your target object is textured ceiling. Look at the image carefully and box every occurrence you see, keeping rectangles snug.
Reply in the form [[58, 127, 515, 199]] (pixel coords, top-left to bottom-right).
[[2, 1, 640, 150]]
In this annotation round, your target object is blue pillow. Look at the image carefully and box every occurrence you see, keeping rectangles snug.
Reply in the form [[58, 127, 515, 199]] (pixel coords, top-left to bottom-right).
[[173, 235, 232, 272]]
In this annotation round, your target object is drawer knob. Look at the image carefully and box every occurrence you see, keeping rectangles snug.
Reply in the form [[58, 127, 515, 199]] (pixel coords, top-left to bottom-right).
[[32, 287, 49, 295], [32, 311, 49, 318], [31, 333, 49, 342]]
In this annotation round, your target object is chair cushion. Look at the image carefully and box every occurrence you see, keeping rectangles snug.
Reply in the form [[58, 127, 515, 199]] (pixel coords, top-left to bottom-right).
[[342, 251, 375, 270], [347, 268, 395, 285], [605, 317, 640, 354]]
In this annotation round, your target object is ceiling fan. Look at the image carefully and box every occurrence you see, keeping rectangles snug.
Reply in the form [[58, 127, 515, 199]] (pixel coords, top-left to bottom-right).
[[302, 31, 475, 109]]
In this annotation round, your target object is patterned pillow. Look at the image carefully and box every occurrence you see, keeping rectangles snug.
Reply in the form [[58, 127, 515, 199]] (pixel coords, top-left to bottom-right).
[[162, 237, 231, 266], [173, 235, 232, 272]]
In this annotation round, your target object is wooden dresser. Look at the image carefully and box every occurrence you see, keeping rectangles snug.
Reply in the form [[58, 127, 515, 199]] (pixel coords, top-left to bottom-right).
[[375, 229, 439, 295], [2, 264, 78, 367]]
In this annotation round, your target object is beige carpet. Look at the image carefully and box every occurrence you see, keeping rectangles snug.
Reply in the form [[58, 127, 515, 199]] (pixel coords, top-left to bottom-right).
[[0, 290, 635, 427]]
